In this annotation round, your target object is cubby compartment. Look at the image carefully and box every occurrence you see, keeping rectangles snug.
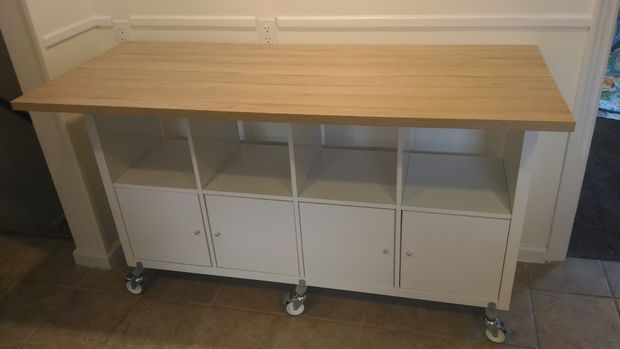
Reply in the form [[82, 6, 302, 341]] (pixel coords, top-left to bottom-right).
[[401, 128, 521, 219], [92, 115, 196, 190], [292, 124, 398, 207], [190, 119, 293, 199]]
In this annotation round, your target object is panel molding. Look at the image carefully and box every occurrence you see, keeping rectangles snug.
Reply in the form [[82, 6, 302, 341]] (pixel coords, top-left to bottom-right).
[[42, 16, 112, 49], [129, 15, 257, 29], [276, 14, 592, 30]]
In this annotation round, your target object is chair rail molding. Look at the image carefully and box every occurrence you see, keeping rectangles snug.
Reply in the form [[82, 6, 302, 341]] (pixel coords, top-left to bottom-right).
[[41, 16, 112, 49], [276, 14, 592, 30], [547, 0, 620, 261]]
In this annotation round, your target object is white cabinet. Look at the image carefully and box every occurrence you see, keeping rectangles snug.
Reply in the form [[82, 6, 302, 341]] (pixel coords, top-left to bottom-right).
[[400, 211, 509, 300], [205, 195, 298, 275], [116, 188, 211, 266], [300, 203, 395, 287]]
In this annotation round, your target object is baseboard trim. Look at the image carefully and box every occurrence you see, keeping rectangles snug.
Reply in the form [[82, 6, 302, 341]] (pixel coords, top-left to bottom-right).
[[72, 239, 123, 269], [518, 246, 548, 263]]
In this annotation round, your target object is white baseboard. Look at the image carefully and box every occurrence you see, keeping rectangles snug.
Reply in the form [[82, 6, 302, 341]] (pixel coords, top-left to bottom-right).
[[72, 239, 123, 269], [518, 246, 548, 263]]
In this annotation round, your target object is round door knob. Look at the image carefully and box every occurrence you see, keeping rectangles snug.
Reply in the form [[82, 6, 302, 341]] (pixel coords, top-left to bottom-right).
[[406, 251, 413, 256], [382, 248, 389, 254], [214, 232, 221, 237], [194, 230, 201, 235]]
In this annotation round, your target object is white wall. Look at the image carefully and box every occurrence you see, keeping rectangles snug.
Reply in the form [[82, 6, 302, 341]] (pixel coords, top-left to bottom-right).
[[13, 0, 597, 262]]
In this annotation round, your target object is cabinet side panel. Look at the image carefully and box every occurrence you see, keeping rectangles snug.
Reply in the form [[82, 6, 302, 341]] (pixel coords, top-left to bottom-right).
[[93, 115, 162, 182], [190, 119, 240, 187], [291, 123, 322, 192]]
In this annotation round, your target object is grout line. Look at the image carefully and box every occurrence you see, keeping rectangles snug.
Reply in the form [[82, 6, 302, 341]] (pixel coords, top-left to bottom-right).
[[527, 288, 542, 349], [601, 261, 620, 319]]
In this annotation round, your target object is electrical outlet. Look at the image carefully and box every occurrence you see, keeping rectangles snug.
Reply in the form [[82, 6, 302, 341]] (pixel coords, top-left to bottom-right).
[[257, 18, 277, 45], [113, 20, 131, 43]]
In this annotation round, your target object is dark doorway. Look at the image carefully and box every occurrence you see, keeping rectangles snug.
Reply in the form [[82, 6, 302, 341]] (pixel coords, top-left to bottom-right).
[[0, 30, 69, 237]]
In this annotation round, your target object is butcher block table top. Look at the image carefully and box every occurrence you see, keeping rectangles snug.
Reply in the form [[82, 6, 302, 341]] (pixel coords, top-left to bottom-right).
[[12, 42, 574, 131]]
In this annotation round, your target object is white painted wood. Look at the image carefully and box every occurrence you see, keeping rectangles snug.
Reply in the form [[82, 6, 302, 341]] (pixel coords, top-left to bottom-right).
[[137, 258, 496, 308], [94, 115, 162, 182], [205, 195, 298, 275], [394, 128, 406, 287], [129, 15, 257, 29], [204, 143, 292, 198], [403, 153, 511, 219], [114, 140, 196, 190], [116, 187, 211, 266], [300, 203, 395, 288], [42, 16, 112, 48], [503, 131, 524, 207], [548, 0, 620, 261], [276, 14, 592, 30], [189, 119, 240, 187], [287, 125, 308, 277], [498, 131, 538, 310], [401, 211, 509, 301], [299, 148, 397, 206], [291, 123, 322, 192], [85, 115, 136, 266]]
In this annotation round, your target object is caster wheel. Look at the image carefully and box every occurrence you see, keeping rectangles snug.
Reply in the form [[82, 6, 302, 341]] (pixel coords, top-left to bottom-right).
[[125, 280, 143, 295], [485, 328, 506, 344], [286, 302, 305, 316]]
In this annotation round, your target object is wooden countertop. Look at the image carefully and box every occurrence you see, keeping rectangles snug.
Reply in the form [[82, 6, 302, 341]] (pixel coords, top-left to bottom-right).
[[12, 42, 574, 131]]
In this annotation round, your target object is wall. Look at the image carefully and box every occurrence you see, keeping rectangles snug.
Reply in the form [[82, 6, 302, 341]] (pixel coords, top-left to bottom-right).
[[12, 0, 597, 262]]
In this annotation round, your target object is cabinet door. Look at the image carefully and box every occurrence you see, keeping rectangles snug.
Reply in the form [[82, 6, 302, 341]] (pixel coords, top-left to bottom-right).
[[205, 195, 298, 275], [401, 211, 509, 300], [116, 188, 211, 266], [300, 203, 394, 287]]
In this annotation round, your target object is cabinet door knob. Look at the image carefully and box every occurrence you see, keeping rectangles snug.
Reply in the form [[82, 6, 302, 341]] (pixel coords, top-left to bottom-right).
[[382, 248, 389, 254], [214, 232, 221, 237], [194, 230, 201, 235], [406, 251, 413, 257]]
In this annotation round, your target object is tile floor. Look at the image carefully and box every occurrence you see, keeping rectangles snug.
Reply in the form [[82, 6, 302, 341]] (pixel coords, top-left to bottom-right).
[[1, 235, 620, 349]]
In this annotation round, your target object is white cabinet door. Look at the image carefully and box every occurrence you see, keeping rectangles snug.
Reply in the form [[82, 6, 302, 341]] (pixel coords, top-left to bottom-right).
[[116, 188, 211, 266], [205, 195, 298, 276], [300, 203, 394, 287], [401, 211, 509, 300]]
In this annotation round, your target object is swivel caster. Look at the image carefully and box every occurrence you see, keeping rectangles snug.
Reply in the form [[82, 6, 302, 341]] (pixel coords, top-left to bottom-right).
[[283, 279, 307, 316], [125, 262, 145, 295], [484, 303, 507, 344]]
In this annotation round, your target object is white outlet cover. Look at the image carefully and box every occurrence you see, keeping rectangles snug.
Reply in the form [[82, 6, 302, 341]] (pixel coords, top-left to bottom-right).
[[257, 18, 277, 45], [112, 20, 131, 43]]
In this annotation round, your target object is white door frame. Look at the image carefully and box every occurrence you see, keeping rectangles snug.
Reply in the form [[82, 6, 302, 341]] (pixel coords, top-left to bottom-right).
[[547, 0, 620, 261]]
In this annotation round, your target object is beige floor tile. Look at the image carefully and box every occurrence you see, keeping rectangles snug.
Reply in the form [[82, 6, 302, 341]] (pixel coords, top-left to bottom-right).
[[144, 271, 220, 304], [363, 296, 482, 339], [187, 306, 282, 349], [0, 236, 54, 280], [532, 290, 620, 349], [212, 279, 289, 313], [0, 279, 13, 296], [499, 288, 537, 348], [528, 258, 611, 296], [23, 241, 89, 286], [28, 290, 136, 348], [272, 317, 359, 349], [104, 299, 206, 349], [513, 263, 530, 289], [0, 338, 24, 349], [302, 288, 369, 324], [0, 282, 73, 341], [358, 326, 529, 349], [603, 261, 620, 298], [78, 264, 133, 294]]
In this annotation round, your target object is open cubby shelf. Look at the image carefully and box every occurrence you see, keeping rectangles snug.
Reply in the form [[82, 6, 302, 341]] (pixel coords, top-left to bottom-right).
[[299, 147, 397, 207], [402, 152, 511, 219], [114, 139, 196, 190], [203, 143, 292, 198]]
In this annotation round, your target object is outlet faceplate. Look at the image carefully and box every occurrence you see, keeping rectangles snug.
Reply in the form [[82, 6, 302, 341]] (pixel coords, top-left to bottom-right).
[[113, 20, 131, 43], [257, 18, 277, 45]]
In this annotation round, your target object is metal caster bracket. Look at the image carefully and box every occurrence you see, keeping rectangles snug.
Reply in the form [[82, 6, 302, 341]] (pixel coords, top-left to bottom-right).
[[283, 279, 307, 316], [484, 302, 507, 343], [125, 262, 145, 295]]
